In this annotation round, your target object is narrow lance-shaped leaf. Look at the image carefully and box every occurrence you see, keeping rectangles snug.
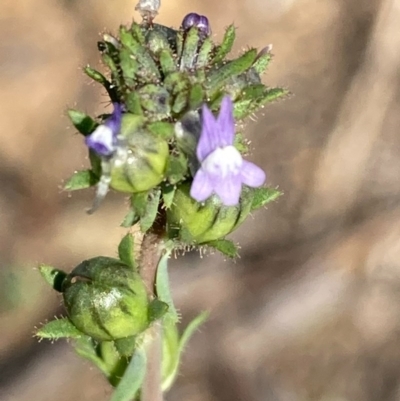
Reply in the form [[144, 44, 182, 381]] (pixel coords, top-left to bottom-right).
[[110, 347, 147, 401]]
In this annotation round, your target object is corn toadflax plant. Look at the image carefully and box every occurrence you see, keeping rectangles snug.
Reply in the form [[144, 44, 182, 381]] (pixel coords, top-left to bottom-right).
[[35, 1, 287, 400]]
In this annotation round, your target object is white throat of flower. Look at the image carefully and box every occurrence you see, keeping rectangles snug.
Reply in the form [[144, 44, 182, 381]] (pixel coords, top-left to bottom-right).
[[91, 125, 114, 151], [201, 145, 243, 178]]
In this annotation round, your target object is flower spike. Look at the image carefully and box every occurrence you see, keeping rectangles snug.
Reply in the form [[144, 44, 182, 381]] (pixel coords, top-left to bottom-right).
[[190, 96, 266, 206]]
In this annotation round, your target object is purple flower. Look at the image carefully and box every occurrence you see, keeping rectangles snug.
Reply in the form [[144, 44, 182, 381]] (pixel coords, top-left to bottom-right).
[[85, 103, 122, 157], [190, 96, 266, 206], [181, 13, 211, 36]]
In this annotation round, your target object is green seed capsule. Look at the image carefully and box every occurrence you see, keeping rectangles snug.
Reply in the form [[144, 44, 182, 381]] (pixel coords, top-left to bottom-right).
[[62, 257, 150, 341], [110, 114, 169, 193], [166, 183, 254, 244]]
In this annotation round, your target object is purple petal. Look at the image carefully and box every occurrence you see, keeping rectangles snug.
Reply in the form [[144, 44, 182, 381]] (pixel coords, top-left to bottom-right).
[[105, 103, 123, 134], [197, 104, 219, 161], [214, 173, 242, 206], [216, 96, 235, 147], [85, 125, 115, 156], [240, 160, 266, 187], [190, 169, 213, 202]]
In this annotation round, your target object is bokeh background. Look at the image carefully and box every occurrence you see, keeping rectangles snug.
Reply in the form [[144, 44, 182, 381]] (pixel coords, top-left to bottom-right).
[[2, 0, 400, 400]]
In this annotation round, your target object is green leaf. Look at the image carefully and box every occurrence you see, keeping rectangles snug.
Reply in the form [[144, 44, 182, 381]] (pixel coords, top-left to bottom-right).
[[162, 311, 209, 390], [118, 233, 137, 270], [161, 184, 176, 209], [251, 187, 282, 211], [68, 110, 97, 136], [38, 264, 67, 292], [36, 318, 83, 340], [121, 208, 140, 228], [83, 66, 117, 103], [140, 189, 161, 233], [110, 347, 147, 401], [156, 250, 178, 325], [179, 311, 209, 352], [159, 48, 176, 75], [207, 239, 239, 258], [180, 27, 200, 70], [119, 48, 138, 87], [196, 37, 213, 69], [213, 25, 236, 64], [74, 336, 110, 376], [64, 170, 99, 191], [166, 153, 188, 185]]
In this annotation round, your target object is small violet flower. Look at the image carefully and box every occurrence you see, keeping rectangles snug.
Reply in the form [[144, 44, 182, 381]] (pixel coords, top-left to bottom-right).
[[190, 96, 266, 206], [85, 103, 123, 157], [182, 13, 211, 36]]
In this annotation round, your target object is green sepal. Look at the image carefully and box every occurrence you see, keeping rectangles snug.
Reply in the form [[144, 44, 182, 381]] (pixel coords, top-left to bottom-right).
[[206, 48, 258, 96], [83, 66, 117, 102], [140, 189, 161, 233], [207, 239, 239, 258], [119, 26, 160, 82], [180, 27, 200, 70], [130, 23, 146, 45], [172, 90, 188, 114], [64, 170, 99, 191], [253, 51, 272, 74], [114, 335, 137, 358], [196, 37, 213, 69], [161, 184, 176, 209], [119, 48, 139, 87], [74, 336, 110, 377], [147, 121, 174, 140], [148, 299, 169, 323], [138, 84, 170, 118], [38, 264, 67, 292], [159, 49, 176, 75], [166, 152, 188, 185], [251, 187, 282, 210], [234, 132, 249, 153], [68, 109, 97, 136], [118, 233, 137, 270], [36, 317, 83, 339], [110, 347, 146, 401], [212, 25, 236, 64], [189, 82, 205, 110], [124, 91, 143, 115]]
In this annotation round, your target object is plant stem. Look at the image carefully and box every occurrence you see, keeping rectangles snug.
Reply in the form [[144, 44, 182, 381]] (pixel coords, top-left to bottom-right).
[[139, 223, 165, 401]]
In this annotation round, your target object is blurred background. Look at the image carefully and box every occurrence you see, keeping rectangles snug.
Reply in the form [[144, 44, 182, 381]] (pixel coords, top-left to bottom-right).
[[2, 0, 400, 400]]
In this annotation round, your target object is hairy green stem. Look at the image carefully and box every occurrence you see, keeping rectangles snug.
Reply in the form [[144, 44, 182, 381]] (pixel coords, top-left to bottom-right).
[[139, 223, 165, 401]]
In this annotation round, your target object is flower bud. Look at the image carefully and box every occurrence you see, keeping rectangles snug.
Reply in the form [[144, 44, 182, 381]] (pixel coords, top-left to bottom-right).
[[181, 13, 211, 36], [166, 183, 254, 244], [62, 257, 150, 341], [110, 114, 169, 193]]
